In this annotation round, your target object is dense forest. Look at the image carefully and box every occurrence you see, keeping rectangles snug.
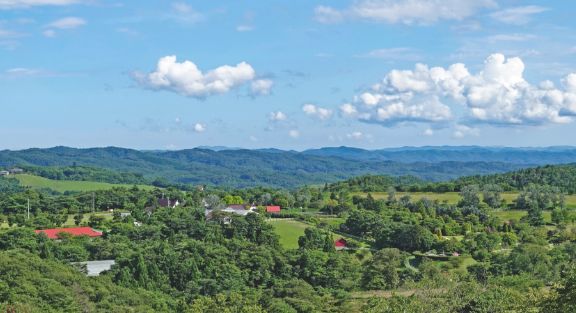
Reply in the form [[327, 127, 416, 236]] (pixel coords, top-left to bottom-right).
[[0, 146, 538, 188], [0, 164, 575, 312], [327, 164, 576, 194]]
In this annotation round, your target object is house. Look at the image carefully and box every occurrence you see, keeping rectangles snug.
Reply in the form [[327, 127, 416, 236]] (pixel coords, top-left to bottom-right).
[[335, 238, 348, 250], [35, 227, 103, 239], [0, 170, 9, 176], [158, 198, 180, 208], [266, 206, 281, 213], [75, 260, 116, 276], [205, 204, 258, 222], [8, 168, 24, 174]]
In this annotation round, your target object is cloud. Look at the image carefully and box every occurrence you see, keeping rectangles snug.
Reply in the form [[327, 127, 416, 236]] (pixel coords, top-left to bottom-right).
[[302, 104, 333, 120], [315, 0, 496, 25], [358, 47, 421, 61], [346, 131, 371, 141], [134, 56, 271, 98], [46, 17, 86, 29], [251, 79, 273, 96], [193, 123, 206, 133], [269, 111, 287, 122], [169, 2, 203, 24], [4, 67, 42, 77], [288, 129, 300, 138], [340, 53, 576, 127], [314, 6, 344, 24], [485, 33, 536, 43], [0, 0, 84, 9], [423, 128, 434, 136], [42, 29, 56, 37], [453, 124, 479, 138], [490, 5, 548, 25], [236, 25, 254, 32]]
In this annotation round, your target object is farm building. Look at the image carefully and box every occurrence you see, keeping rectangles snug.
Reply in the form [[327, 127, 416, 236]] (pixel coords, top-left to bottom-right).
[[9, 168, 24, 174], [335, 238, 347, 250], [35, 227, 103, 239], [266, 206, 281, 213], [75, 260, 116, 276], [158, 198, 180, 208]]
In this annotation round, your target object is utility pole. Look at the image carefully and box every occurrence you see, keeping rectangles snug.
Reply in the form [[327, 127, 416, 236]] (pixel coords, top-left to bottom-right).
[[92, 192, 95, 213]]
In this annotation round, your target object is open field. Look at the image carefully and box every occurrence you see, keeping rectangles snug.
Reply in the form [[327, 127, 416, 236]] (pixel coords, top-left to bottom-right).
[[269, 219, 356, 250], [358, 191, 576, 208], [15, 174, 154, 193], [270, 219, 309, 249]]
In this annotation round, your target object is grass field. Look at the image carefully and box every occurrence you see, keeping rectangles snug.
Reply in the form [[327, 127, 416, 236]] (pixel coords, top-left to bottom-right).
[[270, 219, 357, 250], [359, 191, 576, 207], [15, 174, 154, 193], [492, 210, 552, 223], [270, 219, 309, 249]]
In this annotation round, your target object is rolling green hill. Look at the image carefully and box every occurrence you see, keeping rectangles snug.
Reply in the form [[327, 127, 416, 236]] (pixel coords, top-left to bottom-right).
[[0, 146, 537, 188]]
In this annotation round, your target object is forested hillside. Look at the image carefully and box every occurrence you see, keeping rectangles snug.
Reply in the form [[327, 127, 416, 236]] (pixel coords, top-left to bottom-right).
[[327, 164, 576, 194], [0, 146, 541, 188]]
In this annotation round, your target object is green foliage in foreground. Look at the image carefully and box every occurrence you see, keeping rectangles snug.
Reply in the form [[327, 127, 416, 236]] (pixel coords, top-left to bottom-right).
[[0, 250, 175, 312]]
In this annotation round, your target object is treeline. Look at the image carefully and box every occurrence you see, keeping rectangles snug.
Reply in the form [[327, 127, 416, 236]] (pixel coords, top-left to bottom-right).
[[327, 164, 576, 194], [22, 165, 150, 185]]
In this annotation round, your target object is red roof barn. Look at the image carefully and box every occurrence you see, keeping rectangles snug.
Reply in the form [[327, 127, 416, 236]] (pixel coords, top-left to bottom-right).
[[266, 206, 281, 213], [335, 238, 347, 250], [35, 227, 103, 239]]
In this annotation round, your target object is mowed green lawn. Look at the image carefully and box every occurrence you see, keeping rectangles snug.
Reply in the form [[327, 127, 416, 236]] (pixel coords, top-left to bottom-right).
[[270, 219, 355, 250], [15, 174, 155, 193], [361, 191, 576, 207], [270, 219, 309, 249]]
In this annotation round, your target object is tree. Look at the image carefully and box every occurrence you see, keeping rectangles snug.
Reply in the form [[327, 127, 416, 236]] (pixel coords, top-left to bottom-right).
[[541, 266, 576, 313], [362, 248, 402, 290], [458, 185, 480, 208], [482, 184, 502, 208], [74, 213, 84, 226]]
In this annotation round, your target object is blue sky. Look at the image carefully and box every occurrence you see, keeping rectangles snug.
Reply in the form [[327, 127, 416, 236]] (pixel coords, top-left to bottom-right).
[[1, 0, 576, 150]]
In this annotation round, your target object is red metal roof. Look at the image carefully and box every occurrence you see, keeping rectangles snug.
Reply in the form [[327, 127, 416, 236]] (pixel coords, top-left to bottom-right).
[[335, 238, 347, 247], [35, 227, 102, 239], [266, 206, 281, 213]]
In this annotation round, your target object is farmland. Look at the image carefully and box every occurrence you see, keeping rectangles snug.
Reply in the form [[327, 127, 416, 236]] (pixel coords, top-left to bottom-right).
[[14, 174, 154, 193]]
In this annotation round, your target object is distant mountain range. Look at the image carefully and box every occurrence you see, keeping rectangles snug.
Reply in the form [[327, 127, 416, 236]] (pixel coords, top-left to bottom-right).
[[1, 146, 575, 188]]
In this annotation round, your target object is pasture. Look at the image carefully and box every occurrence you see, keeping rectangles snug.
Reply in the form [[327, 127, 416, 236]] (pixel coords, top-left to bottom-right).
[[15, 174, 154, 193]]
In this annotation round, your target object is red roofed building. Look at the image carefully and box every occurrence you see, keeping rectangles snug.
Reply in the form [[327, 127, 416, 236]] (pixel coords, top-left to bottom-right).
[[335, 238, 347, 250], [266, 206, 281, 213], [35, 227, 103, 239]]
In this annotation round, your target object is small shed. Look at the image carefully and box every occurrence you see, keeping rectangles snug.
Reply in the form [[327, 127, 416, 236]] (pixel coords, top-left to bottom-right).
[[335, 238, 347, 250], [266, 206, 281, 213]]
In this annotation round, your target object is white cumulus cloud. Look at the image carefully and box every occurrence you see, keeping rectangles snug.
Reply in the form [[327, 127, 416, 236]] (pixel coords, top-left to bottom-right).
[[134, 56, 271, 99], [251, 79, 273, 96], [341, 53, 576, 127], [315, 0, 496, 25], [193, 123, 206, 133], [302, 104, 333, 120], [269, 111, 287, 122], [288, 129, 300, 138], [46, 17, 86, 29], [490, 6, 548, 25], [0, 0, 84, 9]]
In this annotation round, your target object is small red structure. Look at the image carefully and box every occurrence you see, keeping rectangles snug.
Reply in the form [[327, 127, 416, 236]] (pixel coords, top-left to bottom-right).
[[35, 227, 103, 239], [335, 238, 347, 250], [266, 206, 281, 213]]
